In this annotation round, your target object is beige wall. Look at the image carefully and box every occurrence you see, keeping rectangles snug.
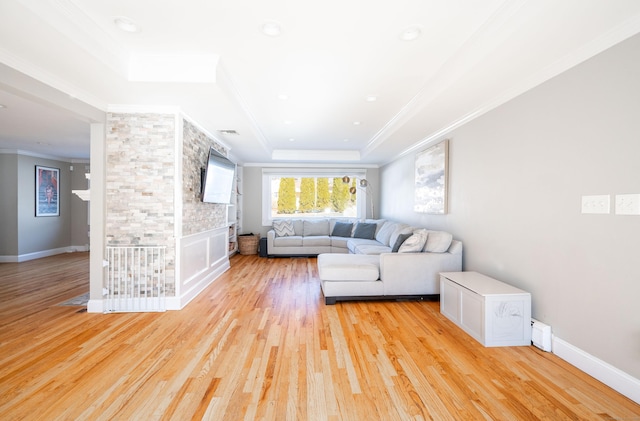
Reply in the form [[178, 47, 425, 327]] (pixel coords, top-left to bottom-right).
[[380, 33, 640, 378], [0, 153, 19, 255], [70, 163, 90, 248]]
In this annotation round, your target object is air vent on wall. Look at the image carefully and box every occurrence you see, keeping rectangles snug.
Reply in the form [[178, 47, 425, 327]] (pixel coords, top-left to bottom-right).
[[218, 129, 239, 135]]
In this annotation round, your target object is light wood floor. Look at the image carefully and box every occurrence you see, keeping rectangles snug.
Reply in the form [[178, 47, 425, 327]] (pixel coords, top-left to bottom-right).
[[1, 253, 638, 420]]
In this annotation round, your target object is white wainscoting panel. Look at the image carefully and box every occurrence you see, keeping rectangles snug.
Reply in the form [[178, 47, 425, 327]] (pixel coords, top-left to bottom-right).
[[168, 227, 230, 310]]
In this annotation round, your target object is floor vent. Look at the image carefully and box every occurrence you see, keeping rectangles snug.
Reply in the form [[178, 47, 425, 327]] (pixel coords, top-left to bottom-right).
[[531, 318, 552, 351]]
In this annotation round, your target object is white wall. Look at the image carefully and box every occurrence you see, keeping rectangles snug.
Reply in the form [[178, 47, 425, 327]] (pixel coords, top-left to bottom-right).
[[380, 34, 640, 380]]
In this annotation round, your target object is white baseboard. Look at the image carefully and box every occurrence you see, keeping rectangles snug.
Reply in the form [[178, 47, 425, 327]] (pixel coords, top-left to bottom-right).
[[166, 260, 230, 310], [553, 336, 640, 404], [0, 245, 89, 263], [87, 260, 230, 313], [87, 299, 103, 313]]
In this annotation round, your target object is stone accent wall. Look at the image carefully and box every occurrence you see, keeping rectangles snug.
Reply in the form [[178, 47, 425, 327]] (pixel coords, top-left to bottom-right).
[[106, 113, 176, 294], [182, 119, 229, 237]]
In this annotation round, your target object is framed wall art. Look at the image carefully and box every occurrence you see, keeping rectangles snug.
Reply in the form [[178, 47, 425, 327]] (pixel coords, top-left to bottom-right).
[[36, 165, 60, 217], [414, 139, 448, 214]]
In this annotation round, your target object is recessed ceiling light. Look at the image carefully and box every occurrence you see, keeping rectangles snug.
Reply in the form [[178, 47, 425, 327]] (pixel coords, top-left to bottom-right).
[[343, 139, 349, 142], [353, 121, 361, 125], [400, 25, 422, 41], [289, 138, 295, 142], [284, 120, 292, 125], [278, 94, 289, 100], [114, 17, 139, 33], [366, 95, 377, 102], [262, 21, 282, 37], [0, 104, 6, 109]]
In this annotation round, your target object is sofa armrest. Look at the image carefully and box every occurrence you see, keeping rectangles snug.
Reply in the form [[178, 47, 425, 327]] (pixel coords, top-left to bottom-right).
[[267, 230, 276, 253], [379, 251, 462, 296]]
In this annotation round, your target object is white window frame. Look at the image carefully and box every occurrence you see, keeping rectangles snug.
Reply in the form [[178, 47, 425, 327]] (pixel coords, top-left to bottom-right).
[[261, 168, 367, 226]]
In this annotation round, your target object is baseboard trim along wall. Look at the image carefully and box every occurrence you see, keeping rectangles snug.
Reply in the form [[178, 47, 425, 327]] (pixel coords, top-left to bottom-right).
[[0, 245, 89, 263], [553, 336, 640, 404]]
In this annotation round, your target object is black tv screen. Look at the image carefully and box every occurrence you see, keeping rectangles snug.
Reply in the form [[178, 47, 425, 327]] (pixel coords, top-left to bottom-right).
[[201, 148, 235, 204]]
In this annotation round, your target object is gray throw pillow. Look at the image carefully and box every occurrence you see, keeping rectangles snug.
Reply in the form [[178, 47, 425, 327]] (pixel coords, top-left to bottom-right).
[[353, 222, 376, 239], [331, 222, 353, 237], [392, 233, 413, 252]]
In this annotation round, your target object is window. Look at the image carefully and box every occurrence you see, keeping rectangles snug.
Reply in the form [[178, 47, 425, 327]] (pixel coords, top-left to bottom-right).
[[262, 169, 367, 225]]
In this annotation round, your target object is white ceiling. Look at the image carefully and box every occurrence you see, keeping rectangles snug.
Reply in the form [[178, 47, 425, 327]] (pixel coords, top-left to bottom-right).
[[1, 0, 640, 165]]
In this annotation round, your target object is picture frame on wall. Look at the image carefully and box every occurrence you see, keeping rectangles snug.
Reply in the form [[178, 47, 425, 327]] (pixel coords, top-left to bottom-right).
[[36, 165, 60, 217], [414, 139, 449, 214]]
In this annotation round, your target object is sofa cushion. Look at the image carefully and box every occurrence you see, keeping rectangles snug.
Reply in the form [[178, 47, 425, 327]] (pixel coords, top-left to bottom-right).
[[303, 236, 331, 247], [399, 229, 428, 253], [330, 236, 350, 248], [273, 236, 303, 247], [273, 219, 295, 237], [375, 221, 397, 246], [331, 221, 353, 237], [304, 219, 330, 236], [291, 219, 304, 236], [317, 254, 380, 281], [391, 233, 413, 252], [353, 222, 377, 239], [347, 238, 379, 254], [355, 244, 392, 255], [423, 230, 453, 253], [389, 224, 413, 248]]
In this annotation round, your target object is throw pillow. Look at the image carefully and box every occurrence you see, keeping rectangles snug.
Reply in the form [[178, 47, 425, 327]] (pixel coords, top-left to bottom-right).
[[399, 229, 428, 253], [392, 233, 413, 252], [388, 225, 412, 249], [303, 219, 329, 236], [423, 230, 453, 253], [331, 222, 353, 237], [375, 221, 396, 246], [273, 219, 295, 237], [353, 222, 377, 240]]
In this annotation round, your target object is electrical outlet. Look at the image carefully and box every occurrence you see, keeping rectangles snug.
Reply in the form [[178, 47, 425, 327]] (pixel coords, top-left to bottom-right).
[[581, 195, 610, 214], [615, 194, 640, 215]]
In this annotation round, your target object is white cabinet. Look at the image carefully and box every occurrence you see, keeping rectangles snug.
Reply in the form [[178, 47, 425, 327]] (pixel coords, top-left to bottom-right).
[[440, 271, 531, 347]]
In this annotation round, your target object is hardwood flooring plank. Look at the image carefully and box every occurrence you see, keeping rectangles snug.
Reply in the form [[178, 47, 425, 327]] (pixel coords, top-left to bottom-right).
[[0, 253, 639, 420]]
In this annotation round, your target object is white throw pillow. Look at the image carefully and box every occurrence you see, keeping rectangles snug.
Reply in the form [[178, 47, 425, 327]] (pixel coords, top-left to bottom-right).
[[423, 230, 453, 253], [273, 219, 295, 237], [399, 229, 428, 253]]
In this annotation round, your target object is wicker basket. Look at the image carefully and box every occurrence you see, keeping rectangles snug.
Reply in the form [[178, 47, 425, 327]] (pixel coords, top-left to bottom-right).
[[238, 234, 260, 255]]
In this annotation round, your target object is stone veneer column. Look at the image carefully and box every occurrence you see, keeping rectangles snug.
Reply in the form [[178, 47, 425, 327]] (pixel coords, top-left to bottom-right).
[[182, 119, 229, 236], [106, 112, 177, 294]]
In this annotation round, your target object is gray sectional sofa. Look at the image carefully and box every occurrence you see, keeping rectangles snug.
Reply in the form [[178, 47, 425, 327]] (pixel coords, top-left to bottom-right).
[[266, 218, 463, 304]]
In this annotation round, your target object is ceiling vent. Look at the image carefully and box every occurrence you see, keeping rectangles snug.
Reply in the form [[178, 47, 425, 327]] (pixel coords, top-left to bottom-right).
[[218, 130, 239, 135]]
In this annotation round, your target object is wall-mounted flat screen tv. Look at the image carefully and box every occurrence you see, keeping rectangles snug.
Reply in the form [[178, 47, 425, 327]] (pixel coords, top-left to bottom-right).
[[201, 147, 235, 204]]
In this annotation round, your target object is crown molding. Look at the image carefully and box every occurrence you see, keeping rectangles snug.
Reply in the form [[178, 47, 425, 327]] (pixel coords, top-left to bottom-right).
[[215, 61, 272, 157], [0, 148, 76, 162], [388, 12, 640, 165]]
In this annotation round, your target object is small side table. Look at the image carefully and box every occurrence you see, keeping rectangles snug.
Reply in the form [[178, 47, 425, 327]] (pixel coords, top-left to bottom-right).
[[440, 271, 531, 347]]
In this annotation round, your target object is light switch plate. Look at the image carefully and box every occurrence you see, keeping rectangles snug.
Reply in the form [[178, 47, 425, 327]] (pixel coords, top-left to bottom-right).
[[615, 194, 640, 215], [581, 195, 610, 214]]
